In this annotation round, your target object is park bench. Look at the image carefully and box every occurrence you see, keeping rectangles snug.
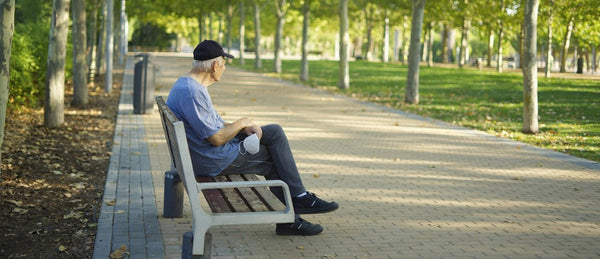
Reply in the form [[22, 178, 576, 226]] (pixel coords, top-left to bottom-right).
[[155, 96, 295, 258]]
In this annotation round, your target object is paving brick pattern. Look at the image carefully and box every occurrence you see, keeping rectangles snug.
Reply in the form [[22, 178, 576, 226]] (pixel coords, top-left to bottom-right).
[[96, 53, 600, 258]]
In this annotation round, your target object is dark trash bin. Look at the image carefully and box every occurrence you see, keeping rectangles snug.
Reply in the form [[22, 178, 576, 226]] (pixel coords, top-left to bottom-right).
[[576, 57, 584, 74], [133, 53, 156, 114]]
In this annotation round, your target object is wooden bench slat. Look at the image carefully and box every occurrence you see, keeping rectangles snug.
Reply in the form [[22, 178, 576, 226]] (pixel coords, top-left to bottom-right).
[[197, 177, 232, 213], [243, 175, 287, 211], [214, 176, 252, 212], [227, 175, 271, 212]]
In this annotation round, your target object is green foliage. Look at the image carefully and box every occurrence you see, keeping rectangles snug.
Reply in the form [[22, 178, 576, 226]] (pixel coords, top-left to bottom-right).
[[130, 23, 177, 51], [232, 59, 600, 162], [9, 22, 50, 110]]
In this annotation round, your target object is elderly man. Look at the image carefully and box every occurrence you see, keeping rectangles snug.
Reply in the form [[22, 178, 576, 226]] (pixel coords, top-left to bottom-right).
[[166, 40, 338, 235]]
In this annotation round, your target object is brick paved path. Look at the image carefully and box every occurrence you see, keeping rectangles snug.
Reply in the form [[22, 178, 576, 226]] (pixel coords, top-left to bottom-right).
[[95, 53, 600, 258]]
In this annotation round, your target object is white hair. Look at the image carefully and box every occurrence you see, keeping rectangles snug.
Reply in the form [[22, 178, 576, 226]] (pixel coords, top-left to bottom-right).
[[192, 57, 225, 72]]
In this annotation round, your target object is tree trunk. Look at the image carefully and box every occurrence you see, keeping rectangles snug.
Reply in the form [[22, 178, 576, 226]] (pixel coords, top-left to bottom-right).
[[300, 0, 310, 82], [239, 0, 245, 66], [382, 9, 390, 62], [198, 15, 203, 43], [364, 5, 374, 61], [402, 16, 409, 63], [458, 18, 470, 67], [96, 1, 106, 77], [0, 0, 15, 172], [45, 0, 70, 128], [522, 0, 539, 134], [421, 22, 428, 62], [72, 0, 88, 106], [487, 29, 494, 67], [441, 24, 448, 63], [226, 2, 234, 53], [338, 0, 349, 89], [593, 46, 597, 73], [497, 0, 504, 73], [560, 17, 573, 73], [405, 0, 425, 104], [208, 13, 213, 39], [119, 0, 126, 64], [104, 0, 113, 93], [253, 1, 261, 69], [393, 29, 400, 61], [87, 0, 98, 83], [545, 0, 553, 78], [427, 21, 434, 67], [273, 0, 286, 73]]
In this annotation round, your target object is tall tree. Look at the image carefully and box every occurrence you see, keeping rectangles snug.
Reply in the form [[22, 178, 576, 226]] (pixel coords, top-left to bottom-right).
[[405, 0, 425, 104], [299, 0, 310, 82], [559, 16, 573, 72], [118, 0, 127, 64], [45, 0, 70, 127], [273, 0, 287, 73], [362, 3, 376, 60], [496, 0, 505, 72], [239, 0, 245, 65], [87, 0, 99, 82], [95, 1, 106, 78], [225, 0, 236, 52], [382, 9, 390, 62], [522, 0, 539, 134], [426, 21, 434, 67], [338, 0, 349, 89], [104, 0, 113, 93], [0, 0, 15, 172], [71, 0, 88, 106], [544, 0, 554, 78], [457, 0, 470, 68], [253, 0, 262, 69]]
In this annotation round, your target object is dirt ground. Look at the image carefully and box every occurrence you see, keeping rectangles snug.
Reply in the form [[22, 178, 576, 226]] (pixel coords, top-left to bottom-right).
[[0, 68, 123, 258]]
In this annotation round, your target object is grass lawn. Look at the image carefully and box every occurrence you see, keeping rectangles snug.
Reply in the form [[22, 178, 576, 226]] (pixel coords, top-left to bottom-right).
[[231, 59, 600, 163]]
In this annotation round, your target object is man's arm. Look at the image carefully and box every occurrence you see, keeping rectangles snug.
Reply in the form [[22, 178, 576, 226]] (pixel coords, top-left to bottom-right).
[[206, 117, 262, 146]]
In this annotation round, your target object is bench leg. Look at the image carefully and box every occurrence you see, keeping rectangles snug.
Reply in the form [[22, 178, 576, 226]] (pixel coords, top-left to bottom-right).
[[182, 231, 212, 259]]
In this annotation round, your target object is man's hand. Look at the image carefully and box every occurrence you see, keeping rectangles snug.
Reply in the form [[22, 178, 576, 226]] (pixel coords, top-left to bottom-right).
[[207, 117, 262, 146], [244, 125, 263, 139]]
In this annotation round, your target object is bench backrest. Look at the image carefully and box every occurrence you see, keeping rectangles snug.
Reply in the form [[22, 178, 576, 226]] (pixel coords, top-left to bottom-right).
[[155, 96, 203, 211]]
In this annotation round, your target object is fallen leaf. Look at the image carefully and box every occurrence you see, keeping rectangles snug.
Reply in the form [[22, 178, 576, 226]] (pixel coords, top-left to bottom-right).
[[6, 199, 22, 206], [13, 208, 28, 214], [109, 245, 129, 259], [58, 245, 67, 252], [105, 200, 116, 206], [313, 174, 321, 178]]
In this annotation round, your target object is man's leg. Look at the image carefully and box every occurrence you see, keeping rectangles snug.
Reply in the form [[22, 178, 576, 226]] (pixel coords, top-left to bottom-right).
[[220, 125, 307, 195], [221, 124, 337, 214]]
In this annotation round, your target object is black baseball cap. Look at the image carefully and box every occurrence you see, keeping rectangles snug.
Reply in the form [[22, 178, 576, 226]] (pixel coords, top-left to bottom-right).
[[193, 40, 234, 61]]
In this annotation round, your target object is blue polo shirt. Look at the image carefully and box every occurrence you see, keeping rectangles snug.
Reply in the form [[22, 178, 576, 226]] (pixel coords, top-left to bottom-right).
[[166, 77, 239, 176]]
